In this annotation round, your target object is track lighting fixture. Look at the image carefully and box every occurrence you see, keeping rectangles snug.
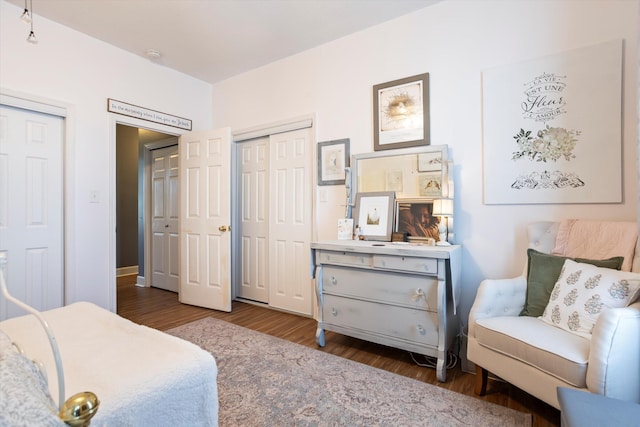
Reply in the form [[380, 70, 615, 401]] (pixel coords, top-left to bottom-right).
[[24, 0, 38, 44], [20, 0, 31, 23]]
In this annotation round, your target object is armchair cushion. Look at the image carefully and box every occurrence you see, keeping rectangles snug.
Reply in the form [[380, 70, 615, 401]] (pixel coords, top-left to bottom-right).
[[541, 259, 640, 338], [475, 316, 590, 387], [521, 249, 624, 317]]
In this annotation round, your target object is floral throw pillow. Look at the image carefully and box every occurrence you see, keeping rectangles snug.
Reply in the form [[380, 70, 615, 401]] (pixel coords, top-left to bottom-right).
[[541, 259, 640, 339]]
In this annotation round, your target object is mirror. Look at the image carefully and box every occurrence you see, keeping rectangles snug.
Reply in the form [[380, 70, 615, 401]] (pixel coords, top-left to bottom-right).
[[351, 144, 450, 202]]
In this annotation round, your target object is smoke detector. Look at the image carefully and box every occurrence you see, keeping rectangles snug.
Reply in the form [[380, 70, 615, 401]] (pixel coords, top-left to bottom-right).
[[145, 49, 162, 60]]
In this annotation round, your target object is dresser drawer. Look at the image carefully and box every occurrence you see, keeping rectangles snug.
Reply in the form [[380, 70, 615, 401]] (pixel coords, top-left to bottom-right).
[[316, 250, 372, 267], [372, 254, 438, 275], [322, 295, 438, 347], [321, 265, 437, 311]]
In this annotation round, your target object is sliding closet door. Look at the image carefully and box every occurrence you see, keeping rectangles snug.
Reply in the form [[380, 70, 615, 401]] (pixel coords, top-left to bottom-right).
[[0, 105, 64, 320], [237, 137, 269, 303], [268, 127, 313, 315]]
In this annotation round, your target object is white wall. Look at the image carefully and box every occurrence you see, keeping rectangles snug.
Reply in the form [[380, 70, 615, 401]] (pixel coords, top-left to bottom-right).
[[210, 0, 639, 327], [0, 0, 212, 310]]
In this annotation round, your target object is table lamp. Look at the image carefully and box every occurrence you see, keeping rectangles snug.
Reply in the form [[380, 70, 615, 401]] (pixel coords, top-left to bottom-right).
[[432, 198, 453, 245]]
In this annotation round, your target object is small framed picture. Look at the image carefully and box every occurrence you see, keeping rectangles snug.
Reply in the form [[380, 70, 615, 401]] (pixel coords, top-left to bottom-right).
[[395, 198, 440, 242], [417, 151, 442, 172], [353, 191, 396, 241], [317, 138, 350, 185], [418, 173, 442, 197]]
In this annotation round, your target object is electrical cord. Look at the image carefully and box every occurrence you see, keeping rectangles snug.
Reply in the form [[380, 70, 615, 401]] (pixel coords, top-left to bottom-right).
[[409, 351, 458, 370]]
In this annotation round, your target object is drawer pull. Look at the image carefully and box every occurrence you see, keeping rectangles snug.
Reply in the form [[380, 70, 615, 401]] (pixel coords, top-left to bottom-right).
[[412, 288, 425, 301], [331, 307, 338, 316], [417, 324, 426, 335], [330, 276, 337, 285]]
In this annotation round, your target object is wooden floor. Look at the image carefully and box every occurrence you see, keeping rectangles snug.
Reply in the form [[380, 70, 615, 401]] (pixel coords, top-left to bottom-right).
[[117, 275, 560, 427]]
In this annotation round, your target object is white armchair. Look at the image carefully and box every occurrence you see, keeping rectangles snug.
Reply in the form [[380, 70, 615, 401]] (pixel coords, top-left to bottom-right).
[[467, 221, 640, 409]]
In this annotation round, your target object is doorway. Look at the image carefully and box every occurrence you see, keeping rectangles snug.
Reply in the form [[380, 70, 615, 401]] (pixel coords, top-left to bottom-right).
[[115, 124, 176, 292]]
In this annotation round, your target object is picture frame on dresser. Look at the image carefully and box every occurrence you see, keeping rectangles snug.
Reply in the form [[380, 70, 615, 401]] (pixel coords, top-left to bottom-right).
[[395, 198, 440, 243], [353, 191, 395, 241]]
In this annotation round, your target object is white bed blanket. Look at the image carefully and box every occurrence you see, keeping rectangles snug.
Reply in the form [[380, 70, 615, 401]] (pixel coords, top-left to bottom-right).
[[0, 302, 218, 427]]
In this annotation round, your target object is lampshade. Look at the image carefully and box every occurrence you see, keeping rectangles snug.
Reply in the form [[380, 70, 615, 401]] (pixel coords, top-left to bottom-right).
[[432, 198, 453, 217]]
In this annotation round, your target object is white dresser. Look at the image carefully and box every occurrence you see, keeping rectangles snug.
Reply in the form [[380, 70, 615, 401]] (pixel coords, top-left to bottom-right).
[[311, 240, 462, 382]]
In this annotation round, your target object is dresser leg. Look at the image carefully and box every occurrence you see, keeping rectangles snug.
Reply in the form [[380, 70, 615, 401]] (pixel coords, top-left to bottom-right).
[[316, 327, 325, 347], [475, 365, 488, 396], [436, 357, 446, 382]]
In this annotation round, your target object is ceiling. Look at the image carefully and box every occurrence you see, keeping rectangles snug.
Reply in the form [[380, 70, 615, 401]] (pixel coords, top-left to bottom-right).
[[7, 0, 440, 84]]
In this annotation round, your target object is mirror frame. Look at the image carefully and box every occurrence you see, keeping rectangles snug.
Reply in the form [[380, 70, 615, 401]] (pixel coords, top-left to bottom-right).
[[349, 144, 449, 214]]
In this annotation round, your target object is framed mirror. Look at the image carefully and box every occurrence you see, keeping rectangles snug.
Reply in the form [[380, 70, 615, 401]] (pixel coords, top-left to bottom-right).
[[351, 144, 449, 202]]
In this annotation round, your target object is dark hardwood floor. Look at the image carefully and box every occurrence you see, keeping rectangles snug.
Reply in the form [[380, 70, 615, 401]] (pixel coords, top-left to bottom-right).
[[116, 275, 560, 427]]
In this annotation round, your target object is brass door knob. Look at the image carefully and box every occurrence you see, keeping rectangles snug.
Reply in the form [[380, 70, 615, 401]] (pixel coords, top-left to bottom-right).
[[218, 225, 231, 232]]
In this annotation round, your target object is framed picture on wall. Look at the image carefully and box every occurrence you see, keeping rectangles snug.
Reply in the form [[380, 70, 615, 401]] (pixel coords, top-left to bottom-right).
[[317, 138, 350, 185], [353, 191, 395, 241], [373, 73, 430, 151]]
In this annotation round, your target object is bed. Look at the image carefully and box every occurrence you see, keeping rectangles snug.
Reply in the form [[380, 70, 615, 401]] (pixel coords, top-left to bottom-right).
[[0, 300, 218, 426]]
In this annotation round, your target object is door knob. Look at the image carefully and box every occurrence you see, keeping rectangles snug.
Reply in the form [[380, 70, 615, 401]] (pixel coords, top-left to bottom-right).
[[218, 225, 231, 232], [165, 224, 169, 228]]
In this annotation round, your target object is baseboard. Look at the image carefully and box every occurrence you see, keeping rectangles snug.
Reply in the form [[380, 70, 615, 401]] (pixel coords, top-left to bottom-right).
[[116, 266, 138, 277], [136, 276, 146, 287]]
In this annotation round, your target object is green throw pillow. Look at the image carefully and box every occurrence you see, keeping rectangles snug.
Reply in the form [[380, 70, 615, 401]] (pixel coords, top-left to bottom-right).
[[519, 249, 624, 317]]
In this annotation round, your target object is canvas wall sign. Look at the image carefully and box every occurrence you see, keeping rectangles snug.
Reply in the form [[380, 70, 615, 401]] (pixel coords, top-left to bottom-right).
[[482, 39, 622, 204]]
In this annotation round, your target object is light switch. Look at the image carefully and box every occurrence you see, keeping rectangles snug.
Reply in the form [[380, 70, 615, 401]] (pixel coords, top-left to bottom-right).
[[89, 190, 100, 203], [319, 188, 328, 203]]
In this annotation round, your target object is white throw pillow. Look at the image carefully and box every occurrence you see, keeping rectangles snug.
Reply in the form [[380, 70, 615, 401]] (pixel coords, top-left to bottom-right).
[[541, 259, 640, 339]]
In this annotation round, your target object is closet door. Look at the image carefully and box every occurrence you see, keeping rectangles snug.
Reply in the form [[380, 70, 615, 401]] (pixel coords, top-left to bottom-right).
[[0, 105, 64, 320], [268, 127, 313, 315], [150, 145, 179, 292], [237, 137, 269, 303]]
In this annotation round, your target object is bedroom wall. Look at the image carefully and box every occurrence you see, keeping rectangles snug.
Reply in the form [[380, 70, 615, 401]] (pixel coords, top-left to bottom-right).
[[0, 0, 213, 310], [210, 0, 639, 328]]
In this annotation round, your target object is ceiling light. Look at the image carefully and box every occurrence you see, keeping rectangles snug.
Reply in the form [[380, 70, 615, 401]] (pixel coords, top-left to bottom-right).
[[20, 0, 31, 23], [24, 0, 37, 44], [27, 30, 37, 44]]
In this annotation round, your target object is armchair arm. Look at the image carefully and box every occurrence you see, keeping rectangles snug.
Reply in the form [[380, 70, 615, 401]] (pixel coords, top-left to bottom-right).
[[587, 301, 640, 403], [468, 276, 527, 338]]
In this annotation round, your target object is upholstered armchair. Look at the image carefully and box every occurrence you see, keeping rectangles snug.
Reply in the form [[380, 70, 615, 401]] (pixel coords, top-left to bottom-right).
[[467, 220, 640, 409]]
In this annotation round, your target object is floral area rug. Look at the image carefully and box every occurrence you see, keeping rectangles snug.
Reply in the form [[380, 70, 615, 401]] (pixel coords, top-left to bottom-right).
[[167, 317, 532, 427]]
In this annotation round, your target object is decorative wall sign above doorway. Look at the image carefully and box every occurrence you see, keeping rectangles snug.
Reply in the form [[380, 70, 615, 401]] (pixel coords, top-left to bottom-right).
[[107, 98, 192, 130]]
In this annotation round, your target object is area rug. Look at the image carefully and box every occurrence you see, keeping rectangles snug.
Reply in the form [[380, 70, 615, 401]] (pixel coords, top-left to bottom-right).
[[167, 317, 532, 427]]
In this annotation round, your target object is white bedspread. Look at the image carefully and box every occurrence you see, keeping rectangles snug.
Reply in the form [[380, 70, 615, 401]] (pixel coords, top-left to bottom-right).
[[0, 302, 218, 427]]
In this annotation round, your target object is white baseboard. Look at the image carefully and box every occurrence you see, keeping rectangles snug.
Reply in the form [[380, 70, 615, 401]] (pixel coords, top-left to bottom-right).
[[136, 276, 147, 287], [116, 266, 138, 277]]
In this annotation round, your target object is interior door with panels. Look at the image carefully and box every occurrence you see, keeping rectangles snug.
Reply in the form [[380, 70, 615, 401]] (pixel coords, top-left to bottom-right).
[[179, 127, 232, 312], [237, 136, 269, 303], [268, 127, 313, 315], [150, 144, 179, 292], [0, 105, 64, 320]]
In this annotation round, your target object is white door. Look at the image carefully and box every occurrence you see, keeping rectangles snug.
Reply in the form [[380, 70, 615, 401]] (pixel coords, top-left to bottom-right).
[[0, 105, 64, 320], [268, 128, 313, 314], [237, 137, 269, 303], [179, 127, 232, 311], [150, 145, 179, 292]]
